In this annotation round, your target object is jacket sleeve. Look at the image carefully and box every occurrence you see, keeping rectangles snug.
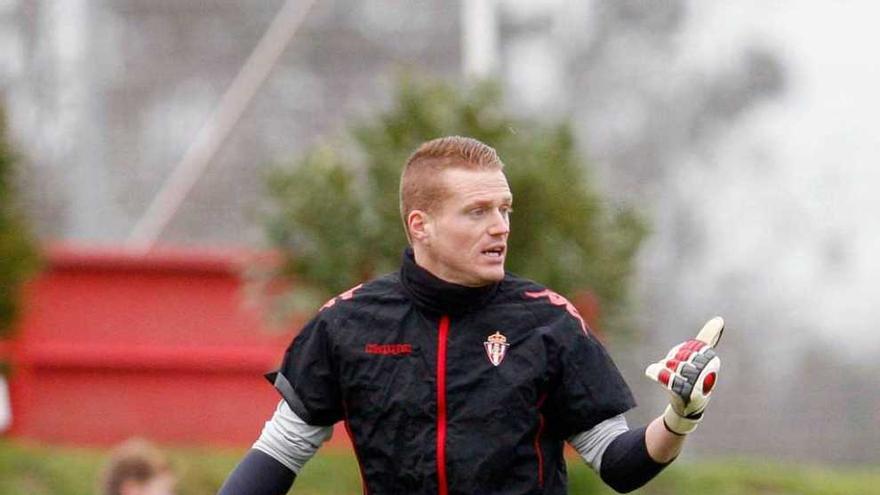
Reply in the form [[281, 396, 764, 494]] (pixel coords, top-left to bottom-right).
[[217, 449, 295, 495], [599, 426, 672, 493], [542, 317, 636, 439], [265, 314, 343, 426]]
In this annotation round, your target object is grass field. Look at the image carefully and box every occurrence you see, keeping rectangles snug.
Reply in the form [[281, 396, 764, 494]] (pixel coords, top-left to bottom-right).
[[1, 439, 877, 494]]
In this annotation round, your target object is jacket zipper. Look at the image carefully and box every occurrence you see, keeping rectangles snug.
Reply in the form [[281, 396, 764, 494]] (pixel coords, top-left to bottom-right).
[[436, 315, 450, 495]]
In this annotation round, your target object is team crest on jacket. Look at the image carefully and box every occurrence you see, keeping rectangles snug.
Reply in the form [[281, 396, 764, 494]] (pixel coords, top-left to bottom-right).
[[484, 331, 510, 366]]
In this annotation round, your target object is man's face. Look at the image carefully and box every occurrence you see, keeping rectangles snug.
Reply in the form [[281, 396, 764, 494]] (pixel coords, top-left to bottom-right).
[[414, 167, 512, 287]]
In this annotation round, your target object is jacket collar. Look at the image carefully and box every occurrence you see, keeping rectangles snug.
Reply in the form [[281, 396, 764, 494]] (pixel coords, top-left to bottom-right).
[[399, 248, 500, 316]]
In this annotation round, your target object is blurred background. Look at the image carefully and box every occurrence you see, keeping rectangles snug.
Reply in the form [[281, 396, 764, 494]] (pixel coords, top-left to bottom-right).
[[1, 0, 878, 493]]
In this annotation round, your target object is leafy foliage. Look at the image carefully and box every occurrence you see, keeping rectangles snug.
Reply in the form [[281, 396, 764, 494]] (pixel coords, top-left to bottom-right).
[[0, 107, 39, 338], [261, 77, 646, 330]]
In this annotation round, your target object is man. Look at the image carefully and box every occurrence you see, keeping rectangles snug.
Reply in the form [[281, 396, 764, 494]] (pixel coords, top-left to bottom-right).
[[219, 136, 723, 494]]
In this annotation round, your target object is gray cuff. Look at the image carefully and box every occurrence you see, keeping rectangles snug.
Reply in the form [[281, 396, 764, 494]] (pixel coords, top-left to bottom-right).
[[567, 414, 629, 472], [252, 400, 333, 474], [270, 372, 314, 424]]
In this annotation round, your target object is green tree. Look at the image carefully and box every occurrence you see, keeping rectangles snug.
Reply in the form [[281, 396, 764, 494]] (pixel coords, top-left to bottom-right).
[[261, 78, 646, 332], [0, 107, 39, 338]]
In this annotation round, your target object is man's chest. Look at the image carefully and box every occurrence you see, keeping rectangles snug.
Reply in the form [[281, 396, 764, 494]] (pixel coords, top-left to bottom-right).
[[332, 307, 552, 418]]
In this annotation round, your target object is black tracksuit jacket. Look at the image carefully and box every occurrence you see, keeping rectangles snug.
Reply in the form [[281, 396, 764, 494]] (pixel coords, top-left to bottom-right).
[[269, 250, 635, 494]]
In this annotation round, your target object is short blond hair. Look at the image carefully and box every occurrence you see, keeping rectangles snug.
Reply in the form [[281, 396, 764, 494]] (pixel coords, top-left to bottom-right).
[[100, 439, 172, 495], [399, 136, 504, 238]]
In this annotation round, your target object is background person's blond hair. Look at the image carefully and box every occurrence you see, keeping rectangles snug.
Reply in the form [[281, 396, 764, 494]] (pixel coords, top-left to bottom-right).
[[99, 438, 174, 495]]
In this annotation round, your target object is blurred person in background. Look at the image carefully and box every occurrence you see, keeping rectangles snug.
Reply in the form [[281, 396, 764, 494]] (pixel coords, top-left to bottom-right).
[[100, 438, 177, 495], [219, 136, 723, 494]]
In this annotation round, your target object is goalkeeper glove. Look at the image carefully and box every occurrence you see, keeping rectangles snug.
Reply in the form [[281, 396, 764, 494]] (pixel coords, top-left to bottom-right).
[[645, 317, 724, 435]]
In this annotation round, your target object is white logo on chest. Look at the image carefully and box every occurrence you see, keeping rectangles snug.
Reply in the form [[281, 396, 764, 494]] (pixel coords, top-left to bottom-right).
[[483, 331, 510, 366]]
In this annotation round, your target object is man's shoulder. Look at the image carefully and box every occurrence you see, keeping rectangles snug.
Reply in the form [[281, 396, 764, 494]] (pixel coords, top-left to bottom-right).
[[314, 272, 406, 319], [498, 273, 560, 307], [499, 274, 591, 336]]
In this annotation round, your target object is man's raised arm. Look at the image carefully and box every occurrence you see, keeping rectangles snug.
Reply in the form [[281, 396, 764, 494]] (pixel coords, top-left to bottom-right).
[[570, 317, 725, 493]]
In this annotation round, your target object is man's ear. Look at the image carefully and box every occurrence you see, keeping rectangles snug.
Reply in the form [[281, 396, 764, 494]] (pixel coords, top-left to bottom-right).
[[407, 210, 432, 244]]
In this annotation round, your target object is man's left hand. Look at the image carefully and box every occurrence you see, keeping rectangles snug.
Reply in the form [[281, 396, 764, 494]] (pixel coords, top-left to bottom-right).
[[645, 317, 724, 435]]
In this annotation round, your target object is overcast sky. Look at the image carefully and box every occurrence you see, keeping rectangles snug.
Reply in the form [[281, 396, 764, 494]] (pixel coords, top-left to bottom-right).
[[680, 1, 880, 356]]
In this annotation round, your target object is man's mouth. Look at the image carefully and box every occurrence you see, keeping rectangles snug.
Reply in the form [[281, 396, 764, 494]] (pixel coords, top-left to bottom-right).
[[481, 246, 506, 258]]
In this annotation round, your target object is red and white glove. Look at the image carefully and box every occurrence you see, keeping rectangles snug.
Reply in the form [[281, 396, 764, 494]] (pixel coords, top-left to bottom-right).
[[645, 317, 724, 435]]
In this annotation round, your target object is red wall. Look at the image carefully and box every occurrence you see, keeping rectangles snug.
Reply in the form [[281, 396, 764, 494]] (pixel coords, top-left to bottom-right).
[[2, 244, 349, 447]]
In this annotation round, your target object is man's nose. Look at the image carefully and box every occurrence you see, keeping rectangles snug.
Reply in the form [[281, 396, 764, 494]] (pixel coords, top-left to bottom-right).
[[487, 210, 510, 236]]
